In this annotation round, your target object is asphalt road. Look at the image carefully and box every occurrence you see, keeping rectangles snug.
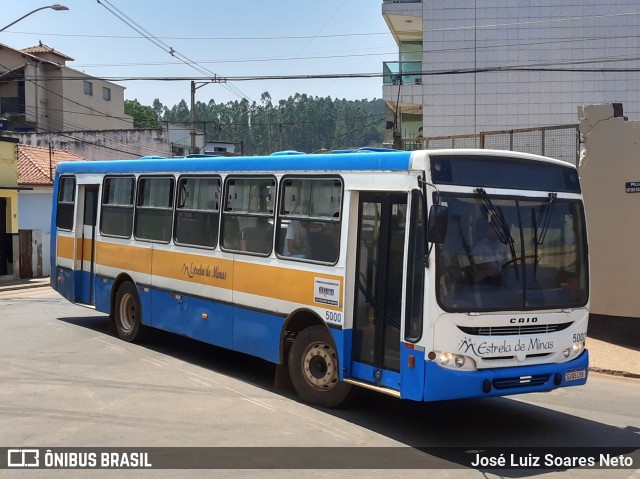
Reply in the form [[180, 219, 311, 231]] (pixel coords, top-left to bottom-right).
[[1, 287, 639, 479]]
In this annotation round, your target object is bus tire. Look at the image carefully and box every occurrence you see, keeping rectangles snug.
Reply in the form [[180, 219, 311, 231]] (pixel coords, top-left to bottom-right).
[[114, 281, 144, 342], [288, 325, 352, 408]]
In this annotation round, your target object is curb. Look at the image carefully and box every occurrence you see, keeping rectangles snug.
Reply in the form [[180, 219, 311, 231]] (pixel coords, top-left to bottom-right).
[[0, 283, 51, 293], [589, 367, 640, 380]]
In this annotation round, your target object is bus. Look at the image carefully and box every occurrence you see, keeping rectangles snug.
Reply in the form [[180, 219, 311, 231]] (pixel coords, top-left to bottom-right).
[[51, 148, 589, 407]]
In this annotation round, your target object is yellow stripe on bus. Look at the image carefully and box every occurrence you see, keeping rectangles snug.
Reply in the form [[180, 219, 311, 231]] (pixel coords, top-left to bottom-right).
[[56, 235, 77, 260], [85, 241, 342, 309], [152, 249, 233, 289], [96, 241, 153, 275], [234, 261, 343, 308]]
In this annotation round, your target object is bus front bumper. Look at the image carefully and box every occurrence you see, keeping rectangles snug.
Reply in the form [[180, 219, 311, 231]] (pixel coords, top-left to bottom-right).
[[423, 350, 589, 402]]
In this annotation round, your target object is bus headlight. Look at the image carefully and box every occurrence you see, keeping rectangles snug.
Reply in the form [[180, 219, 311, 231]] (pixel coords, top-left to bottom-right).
[[438, 352, 453, 366], [430, 351, 477, 371], [563, 341, 585, 359]]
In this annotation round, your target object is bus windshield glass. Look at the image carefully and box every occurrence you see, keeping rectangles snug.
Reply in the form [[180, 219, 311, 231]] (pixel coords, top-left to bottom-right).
[[436, 193, 588, 312]]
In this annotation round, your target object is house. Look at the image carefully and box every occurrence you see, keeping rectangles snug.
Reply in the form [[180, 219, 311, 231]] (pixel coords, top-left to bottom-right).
[[202, 140, 240, 156], [382, 1, 640, 138], [16, 144, 84, 277], [0, 41, 133, 133]]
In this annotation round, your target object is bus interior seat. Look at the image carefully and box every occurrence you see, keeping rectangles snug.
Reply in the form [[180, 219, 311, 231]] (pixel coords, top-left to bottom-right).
[[241, 225, 272, 254]]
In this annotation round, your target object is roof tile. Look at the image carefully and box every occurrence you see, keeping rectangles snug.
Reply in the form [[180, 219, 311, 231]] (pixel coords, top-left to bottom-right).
[[18, 145, 84, 186]]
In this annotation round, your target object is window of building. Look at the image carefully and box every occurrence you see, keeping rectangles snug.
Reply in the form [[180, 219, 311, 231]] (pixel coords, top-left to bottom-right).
[[276, 177, 342, 263], [134, 176, 175, 242], [83, 80, 93, 96], [56, 176, 76, 231], [102, 87, 111, 101], [100, 176, 135, 238], [174, 176, 221, 248], [221, 177, 275, 255]]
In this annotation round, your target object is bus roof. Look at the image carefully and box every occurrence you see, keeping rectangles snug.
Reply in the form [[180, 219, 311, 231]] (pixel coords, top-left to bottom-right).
[[55, 150, 413, 175], [55, 148, 577, 176]]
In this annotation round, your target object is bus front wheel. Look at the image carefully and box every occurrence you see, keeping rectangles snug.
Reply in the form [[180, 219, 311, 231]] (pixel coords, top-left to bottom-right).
[[288, 325, 352, 407], [114, 282, 144, 342]]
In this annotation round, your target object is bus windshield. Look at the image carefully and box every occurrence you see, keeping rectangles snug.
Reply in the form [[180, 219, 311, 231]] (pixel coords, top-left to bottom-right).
[[436, 193, 588, 312]]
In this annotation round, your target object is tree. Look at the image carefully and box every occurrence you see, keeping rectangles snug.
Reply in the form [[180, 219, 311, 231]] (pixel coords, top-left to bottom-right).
[[124, 99, 161, 129], [127, 93, 386, 154]]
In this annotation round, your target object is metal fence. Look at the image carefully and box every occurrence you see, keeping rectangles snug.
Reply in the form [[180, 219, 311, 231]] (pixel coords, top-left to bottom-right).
[[403, 124, 580, 166]]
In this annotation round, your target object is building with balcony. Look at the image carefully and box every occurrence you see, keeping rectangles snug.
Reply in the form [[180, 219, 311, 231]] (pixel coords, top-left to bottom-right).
[[382, 1, 640, 138], [0, 42, 133, 133]]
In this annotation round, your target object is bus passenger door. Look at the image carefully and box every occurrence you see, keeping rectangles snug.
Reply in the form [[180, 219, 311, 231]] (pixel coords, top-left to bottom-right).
[[351, 192, 407, 391], [75, 185, 99, 305]]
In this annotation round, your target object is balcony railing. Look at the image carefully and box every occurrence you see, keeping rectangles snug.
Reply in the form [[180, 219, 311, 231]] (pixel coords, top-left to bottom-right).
[[383, 61, 422, 85]]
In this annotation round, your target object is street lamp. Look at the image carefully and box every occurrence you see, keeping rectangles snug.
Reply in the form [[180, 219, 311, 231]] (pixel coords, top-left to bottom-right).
[[0, 4, 69, 33]]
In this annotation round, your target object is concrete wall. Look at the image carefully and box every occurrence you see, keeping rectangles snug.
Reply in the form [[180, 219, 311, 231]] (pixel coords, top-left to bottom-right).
[[15, 128, 171, 161], [59, 68, 133, 131], [16, 190, 54, 278], [18, 190, 53, 232], [578, 103, 640, 318]]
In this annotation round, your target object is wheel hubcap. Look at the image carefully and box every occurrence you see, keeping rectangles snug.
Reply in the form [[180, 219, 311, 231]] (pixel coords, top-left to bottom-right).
[[302, 342, 338, 390], [119, 293, 136, 331]]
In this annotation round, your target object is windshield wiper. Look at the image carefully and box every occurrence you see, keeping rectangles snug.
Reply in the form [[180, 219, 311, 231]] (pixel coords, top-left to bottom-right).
[[531, 193, 557, 280], [475, 188, 518, 276], [535, 193, 557, 245]]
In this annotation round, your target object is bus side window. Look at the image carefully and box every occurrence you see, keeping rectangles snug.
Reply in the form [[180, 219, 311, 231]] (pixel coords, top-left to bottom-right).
[[277, 178, 342, 263], [56, 176, 76, 231], [134, 176, 175, 243], [222, 176, 275, 255], [101, 176, 135, 238], [174, 176, 220, 248]]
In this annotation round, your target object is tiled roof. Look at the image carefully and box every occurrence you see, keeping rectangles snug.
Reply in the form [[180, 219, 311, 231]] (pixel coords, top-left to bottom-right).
[[18, 145, 84, 186], [20, 42, 74, 61]]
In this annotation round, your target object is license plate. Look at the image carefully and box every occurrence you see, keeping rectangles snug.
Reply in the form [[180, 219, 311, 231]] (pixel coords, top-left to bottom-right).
[[565, 368, 586, 381]]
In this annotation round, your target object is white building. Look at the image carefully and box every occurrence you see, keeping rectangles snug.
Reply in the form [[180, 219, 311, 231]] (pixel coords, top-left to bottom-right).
[[382, 1, 640, 138]]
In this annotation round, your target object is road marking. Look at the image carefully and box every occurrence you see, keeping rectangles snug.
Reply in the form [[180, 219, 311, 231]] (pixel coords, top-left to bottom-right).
[[241, 397, 275, 411], [94, 338, 127, 352]]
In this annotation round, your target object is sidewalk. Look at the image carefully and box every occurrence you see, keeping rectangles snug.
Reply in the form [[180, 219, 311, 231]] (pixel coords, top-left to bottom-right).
[[0, 276, 638, 379], [587, 338, 640, 379], [0, 276, 51, 293]]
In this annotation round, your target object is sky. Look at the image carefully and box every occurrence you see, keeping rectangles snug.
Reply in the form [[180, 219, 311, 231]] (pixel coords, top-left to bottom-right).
[[1, 1, 397, 109]]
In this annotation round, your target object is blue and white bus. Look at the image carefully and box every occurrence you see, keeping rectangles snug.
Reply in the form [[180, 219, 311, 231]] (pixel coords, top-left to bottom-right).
[[51, 149, 589, 407]]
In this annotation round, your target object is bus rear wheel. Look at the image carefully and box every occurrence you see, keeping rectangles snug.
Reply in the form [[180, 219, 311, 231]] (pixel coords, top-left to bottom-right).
[[114, 281, 144, 342], [288, 325, 352, 407]]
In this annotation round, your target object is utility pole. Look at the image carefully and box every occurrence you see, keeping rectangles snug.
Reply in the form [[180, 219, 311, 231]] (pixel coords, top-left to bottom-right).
[[190, 78, 227, 154]]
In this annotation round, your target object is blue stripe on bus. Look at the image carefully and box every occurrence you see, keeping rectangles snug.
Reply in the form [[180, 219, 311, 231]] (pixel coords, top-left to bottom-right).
[[94, 281, 285, 364], [351, 361, 402, 390], [55, 267, 75, 304], [331, 328, 351, 380], [94, 276, 112, 314], [401, 346, 426, 401], [423, 350, 589, 401], [55, 151, 413, 175]]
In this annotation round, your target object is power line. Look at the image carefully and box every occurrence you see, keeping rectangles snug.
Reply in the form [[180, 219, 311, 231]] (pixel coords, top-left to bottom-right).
[[96, 0, 252, 102], [6, 30, 392, 41], [10, 10, 640, 39]]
